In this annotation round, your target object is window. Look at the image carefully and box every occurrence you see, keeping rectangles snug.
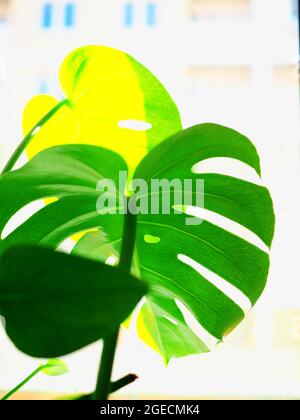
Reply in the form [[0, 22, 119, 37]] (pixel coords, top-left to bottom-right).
[[189, 66, 251, 89], [123, 2, 157, 28], [190, 0, 250, 21], [124, 3, 134, 27], [64, 3, 76, 28], [273, 65, 298, 86], [42, 3, 53, 28], [146, 2, 157, 26], [0, 0, 9, 23], [39, 80, 48, 94], [291, 0, 298, 19]]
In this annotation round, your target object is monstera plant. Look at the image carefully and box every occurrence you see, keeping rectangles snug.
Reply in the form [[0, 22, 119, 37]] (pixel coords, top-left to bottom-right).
[[0, 46, 275, 400]]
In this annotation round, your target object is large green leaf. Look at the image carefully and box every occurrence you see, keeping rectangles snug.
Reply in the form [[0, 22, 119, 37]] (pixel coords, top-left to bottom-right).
[[132, 124, 274, 361], [0, 246, 147, 358], [23, 45, 182, 172], [0, 145, 125, 253], [74, 124, 275, 362], [0, 124, 275, 362]]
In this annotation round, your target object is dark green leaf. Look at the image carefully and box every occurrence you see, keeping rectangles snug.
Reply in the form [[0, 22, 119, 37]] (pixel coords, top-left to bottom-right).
[[0, 145, 125, 256], [0, 246, 147, 357]]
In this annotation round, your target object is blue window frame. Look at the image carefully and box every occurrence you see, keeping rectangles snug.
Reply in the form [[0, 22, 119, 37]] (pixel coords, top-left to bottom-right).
[[39, 80, 48, 94], [42, 3, 53, 29], [64, 3, 76, 28], [146, 2, 157, 27], [124, 3, 134, 27], [292, 0, 299, 19]]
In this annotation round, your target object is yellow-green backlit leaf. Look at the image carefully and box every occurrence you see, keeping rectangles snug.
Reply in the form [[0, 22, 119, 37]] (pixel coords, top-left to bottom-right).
[[41, 359, 69, 377], [23, 46, 182, 172], [23, 95, 79, 160]]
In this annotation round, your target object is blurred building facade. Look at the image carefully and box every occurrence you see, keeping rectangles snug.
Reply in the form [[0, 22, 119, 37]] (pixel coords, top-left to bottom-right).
[[0, 0, 299, 398], [0, 0, 298, 148]]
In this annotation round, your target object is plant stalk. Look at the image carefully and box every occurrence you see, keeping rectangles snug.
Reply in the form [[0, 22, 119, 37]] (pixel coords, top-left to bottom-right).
[[110, 373, 138, 394], [73, 374, 138, 400], [1, 366, 43, 400], [1, 99, 69, 175], [92, 206, 137, 400]]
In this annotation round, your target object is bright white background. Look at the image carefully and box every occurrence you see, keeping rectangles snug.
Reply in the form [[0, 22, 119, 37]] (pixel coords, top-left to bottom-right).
[[0, 0, 299, 399]]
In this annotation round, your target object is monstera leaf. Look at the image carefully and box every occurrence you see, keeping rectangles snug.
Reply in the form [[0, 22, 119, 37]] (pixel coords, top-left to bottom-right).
[[22, 45, 181, 172], [133, 124, 274, 361], [74, 124, 275, 361], [0, 145, 125, 253], [0, 124, 275, 362]]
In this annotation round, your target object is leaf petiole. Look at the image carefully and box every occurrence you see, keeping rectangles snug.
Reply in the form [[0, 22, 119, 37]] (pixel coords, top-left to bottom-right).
[[92, 204, 137, 400], [1, 365, 43, 400], [73, 374, 138, 400], [1, 359, 69, 400], [1, 99, 70, 175]]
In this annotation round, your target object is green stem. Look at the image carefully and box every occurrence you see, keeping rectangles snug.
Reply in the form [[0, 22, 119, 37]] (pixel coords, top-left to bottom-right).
[[73, 374, 138, 400], [92, 331, 118, 401], [1, 365, 43, 400], [92, 206, 137, 401], [110, 373, 138, 394], [1, 99, 69, 175]]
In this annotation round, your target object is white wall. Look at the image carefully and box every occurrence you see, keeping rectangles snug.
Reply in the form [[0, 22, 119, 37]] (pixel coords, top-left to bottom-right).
[[0, 0, 299, 398]]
